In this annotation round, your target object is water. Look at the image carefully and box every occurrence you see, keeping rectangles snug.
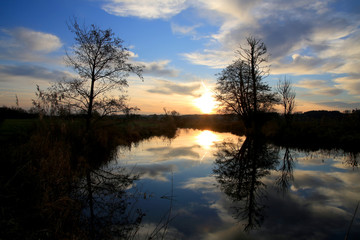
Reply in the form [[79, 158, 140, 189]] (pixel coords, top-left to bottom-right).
[[115, 129, 360, 239]]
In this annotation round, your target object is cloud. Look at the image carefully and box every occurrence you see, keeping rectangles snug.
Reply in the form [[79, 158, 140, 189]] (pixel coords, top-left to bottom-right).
[[101, 0, 187, 19], [7, 27, 62, 53], [181, 49, 234, 69], [0, 64, 71, 82], [179, 0, 359, 80], [141, 60, 180, 77], [334, 75, 360, 96], [317, 101, 360, 110], [294, 79, 344, 96], [271, 54, 343, 75], [0, 27, 63, 63], [295, 79, 327, 89], [147, 79, 201, 96], [101, 0, 360, 81], [171, 22, 202, 37], [313, 88, 344, 96]]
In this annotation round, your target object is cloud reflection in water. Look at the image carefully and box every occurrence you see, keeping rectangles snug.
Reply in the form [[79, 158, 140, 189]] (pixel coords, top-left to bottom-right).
[[116, 129, 360, 239]]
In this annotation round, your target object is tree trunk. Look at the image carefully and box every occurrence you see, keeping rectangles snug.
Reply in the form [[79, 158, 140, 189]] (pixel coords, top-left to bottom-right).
[[250, 44, 259, 134], [86, 77, 95, 129]]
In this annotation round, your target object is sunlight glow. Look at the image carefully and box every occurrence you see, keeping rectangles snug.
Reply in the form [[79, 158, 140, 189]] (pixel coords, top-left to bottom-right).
[[193, 82, 217, 114], [195, 130, 220, 150]]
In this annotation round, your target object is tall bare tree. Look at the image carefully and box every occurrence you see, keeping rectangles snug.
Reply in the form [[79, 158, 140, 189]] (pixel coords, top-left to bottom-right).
[[277, 76, 295, 123], [216, 36, 277, 132], [32, 19, 143, 125], [66, 19, 143, 124]]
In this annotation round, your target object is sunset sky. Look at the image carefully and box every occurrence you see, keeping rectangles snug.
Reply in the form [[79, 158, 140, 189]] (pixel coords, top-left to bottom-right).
[[1, 0, 359, 114]]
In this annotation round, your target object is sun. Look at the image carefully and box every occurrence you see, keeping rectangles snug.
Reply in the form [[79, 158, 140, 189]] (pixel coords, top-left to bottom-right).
[[193, 84, 217, 114]]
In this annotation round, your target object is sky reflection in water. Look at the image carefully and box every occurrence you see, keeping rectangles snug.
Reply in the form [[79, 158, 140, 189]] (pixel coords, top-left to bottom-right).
[[116, 129, 360, 240]]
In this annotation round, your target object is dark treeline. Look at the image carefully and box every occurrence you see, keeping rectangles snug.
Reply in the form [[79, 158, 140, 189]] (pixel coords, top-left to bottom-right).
[[269, 110, 360, 151], [177, 110, 360, 152], [0, 106, 38, 120], [2, 106, 359, 152]]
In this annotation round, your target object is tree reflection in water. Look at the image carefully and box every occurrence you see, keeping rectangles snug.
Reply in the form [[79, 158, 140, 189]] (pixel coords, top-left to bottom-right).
[[276, 147, 294, 195], [213, 137, 279, 231], [75, 164, 145, 240]]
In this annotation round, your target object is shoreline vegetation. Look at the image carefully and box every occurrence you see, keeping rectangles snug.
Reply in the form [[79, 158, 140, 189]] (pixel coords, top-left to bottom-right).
[[1, 106, 359, 151], [1, 106, 359, 239]]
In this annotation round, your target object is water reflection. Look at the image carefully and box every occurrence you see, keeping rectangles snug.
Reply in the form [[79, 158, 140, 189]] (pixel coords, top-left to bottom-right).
[[114, 129, 360, 239], [76, 164, 144, 239], [212, 135, 360, 238], [213, 137, 278, 231], [345, 152, 359, 169], [195, 130, 221, 150]]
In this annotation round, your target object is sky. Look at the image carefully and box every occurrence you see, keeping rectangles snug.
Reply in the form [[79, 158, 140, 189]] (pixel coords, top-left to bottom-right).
[[0, 0, 359, 114]]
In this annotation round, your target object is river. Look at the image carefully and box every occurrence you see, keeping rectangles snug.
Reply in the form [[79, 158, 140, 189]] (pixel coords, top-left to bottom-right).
[[112, 128, 360, 239]]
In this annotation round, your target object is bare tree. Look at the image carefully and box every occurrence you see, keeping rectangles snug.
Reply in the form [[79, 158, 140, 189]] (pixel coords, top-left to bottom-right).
[[33, 19, 143, 124], [66, 19, 143, 124], [277, 76, 295, 123], [216, 36, 277, 132]]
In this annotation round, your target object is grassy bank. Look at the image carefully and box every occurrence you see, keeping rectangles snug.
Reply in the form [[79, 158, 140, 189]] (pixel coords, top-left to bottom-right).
[[0, 115, 178, 240]]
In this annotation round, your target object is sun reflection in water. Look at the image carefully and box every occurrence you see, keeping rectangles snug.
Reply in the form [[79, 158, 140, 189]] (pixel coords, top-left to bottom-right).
[[195, 130, 220, 150]]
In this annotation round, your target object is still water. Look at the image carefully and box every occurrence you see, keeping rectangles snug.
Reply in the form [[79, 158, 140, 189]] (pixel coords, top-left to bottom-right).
[[115, 129, 360, 239]]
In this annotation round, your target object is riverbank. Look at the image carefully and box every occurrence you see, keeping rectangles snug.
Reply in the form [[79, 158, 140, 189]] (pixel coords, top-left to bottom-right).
[[0, 115, 178, 239]]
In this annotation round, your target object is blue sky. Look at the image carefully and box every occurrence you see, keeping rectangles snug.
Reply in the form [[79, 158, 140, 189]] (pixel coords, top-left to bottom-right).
[[1, 0, 359, 114]]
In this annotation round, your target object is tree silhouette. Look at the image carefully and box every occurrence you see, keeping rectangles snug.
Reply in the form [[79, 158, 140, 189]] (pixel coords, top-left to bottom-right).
[[32, 18, 143, 123], [216, 36, 277, 133], [277, 76, 296, 124]]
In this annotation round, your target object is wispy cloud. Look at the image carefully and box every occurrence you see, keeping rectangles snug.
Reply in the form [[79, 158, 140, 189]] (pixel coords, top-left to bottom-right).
[[147, 79, 201, 96], [0, 64, 72, 83], [101, 0, 188, 19], [171, 22, 202, 37], [317, 101, 360, 109], [313, 88, 344, 96], [295, 79, 328, 89], [295, 79, 344, 97], [334, 75, 360, 96], [140, 60, 180, 77], [181, 49, 234, 69]]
